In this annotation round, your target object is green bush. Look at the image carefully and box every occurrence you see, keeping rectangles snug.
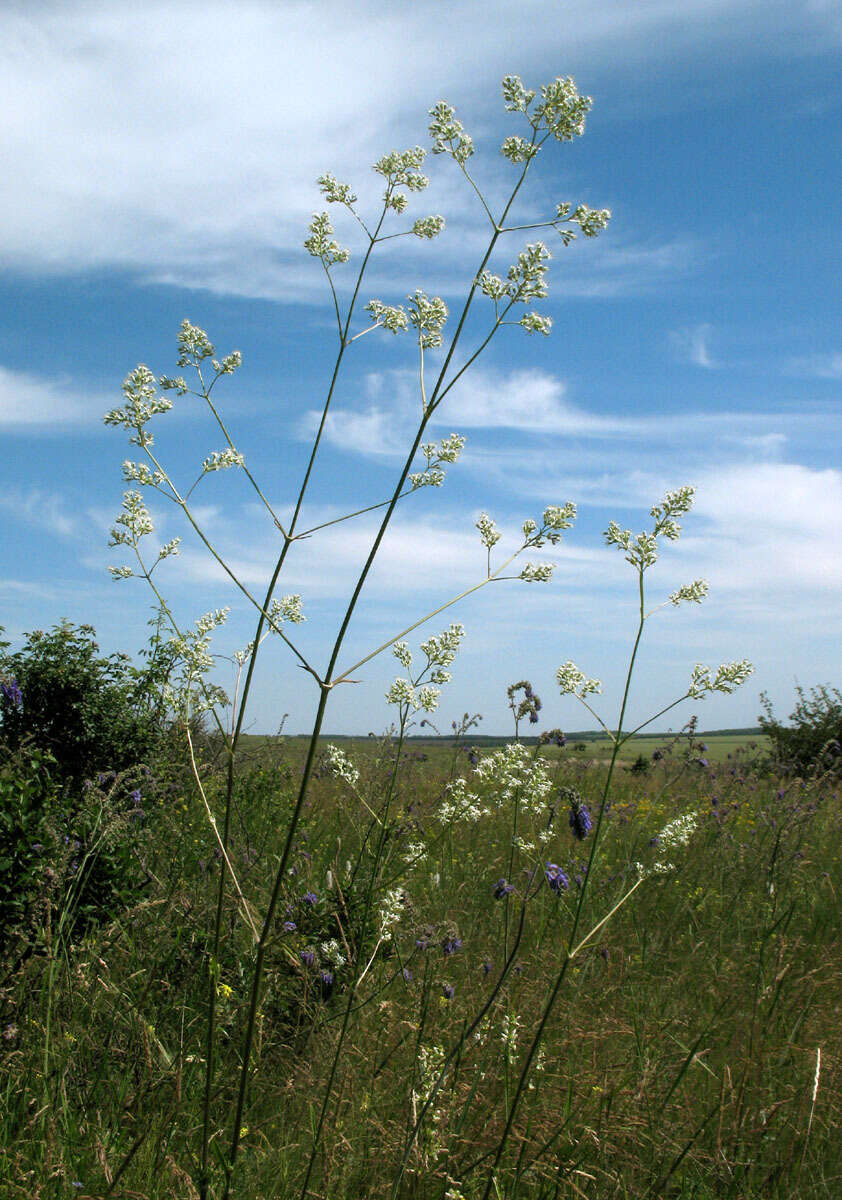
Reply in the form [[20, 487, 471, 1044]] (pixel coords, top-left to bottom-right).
[[0, 621, 174, 947], [0, 741, 61, 947], [759, 684, 842, 777], [0, 620, 166, 792]]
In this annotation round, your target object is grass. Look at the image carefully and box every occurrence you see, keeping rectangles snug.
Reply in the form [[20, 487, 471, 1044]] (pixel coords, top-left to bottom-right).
[[1, 732, 840, 1198]]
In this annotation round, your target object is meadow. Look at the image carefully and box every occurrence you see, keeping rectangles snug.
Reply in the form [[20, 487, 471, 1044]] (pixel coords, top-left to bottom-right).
[[2, 72, 839, 1199], [1, 727, 839, 1199]]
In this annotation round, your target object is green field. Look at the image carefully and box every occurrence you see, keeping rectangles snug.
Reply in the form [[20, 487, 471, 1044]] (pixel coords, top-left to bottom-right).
[[2, 728, 839, 1199]]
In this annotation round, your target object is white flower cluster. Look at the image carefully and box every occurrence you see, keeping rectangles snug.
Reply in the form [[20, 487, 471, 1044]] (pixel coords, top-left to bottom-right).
[[365, 299, 409, 334], [268, 594, 306, 626], [658, 812, 699, 852], [109, 490, 154, 546], [605, 486, 697, 571], [373, 146, 429, 194], [415, 1043, 447, 1157], [164, 608, 231, 716], [570, 203, 611, 238], [474, 742, 553, 814], [476, 512, 501, 550], [669, 579, 709, 606], [304, 212, 350, 266], [519, 311, 553, 335], [687, 660, 754, 699], [556, 660, 602, 698], [176, 319, 215, 366], [519, 562, 554, 582], [440, 742, 553, 827], [202, 448, 244, 473], [502, 75, 537, 113], [413, 215, 446, 239], [501, 73, 594, 144], [402, 839, 428, 867], [317, 172, 358, 207], [409, 432, 466, 488], [324, 744, 360, 788], [378, 887, 406, 940], [477, 243, 553, 332], [212, 351, 242, 375], [420, 623, 464, 682], [104, 365, 173, 449], [122, 460, 165, 488], [438, 776, 485, 825], [508, 242, 551, 303], [636, 811, 699, 878], [407, 289, 448, 349], [500, 1012, 522, 1054], [428, 100, 474, 164], [532, 75, 593, 141], [386, 619, 465, 710], [536, 502, 577, 544], [320, 938, 347, 968], [554, 201, 612, 246], [500, 134, 539, 163]]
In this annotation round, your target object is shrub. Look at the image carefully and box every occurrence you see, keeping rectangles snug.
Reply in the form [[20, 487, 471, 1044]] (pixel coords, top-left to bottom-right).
[[0, 620, 165, 793], [759, 684, 842, 777], [0, 741, 61, 949]]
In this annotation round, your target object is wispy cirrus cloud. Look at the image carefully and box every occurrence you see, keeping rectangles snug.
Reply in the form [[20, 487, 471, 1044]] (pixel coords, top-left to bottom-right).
[[784, 351, 842, 379], [0, 486, 79, 537], [670, 323, 716, 368], [1, 0, 836, 300], [0, 364, 104, 428]]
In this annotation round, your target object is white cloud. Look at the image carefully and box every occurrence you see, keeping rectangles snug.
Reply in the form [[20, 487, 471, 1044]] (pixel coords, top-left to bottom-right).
[[0, 0, 835, 298], [784, 351, 842, 379], [670, 323, 716, 368], [0, 487, 79, 536], [0, 364, 103, 427]]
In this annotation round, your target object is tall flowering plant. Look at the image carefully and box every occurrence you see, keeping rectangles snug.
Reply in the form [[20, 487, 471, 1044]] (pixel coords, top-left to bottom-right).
[[103, 75, 750, 1199]]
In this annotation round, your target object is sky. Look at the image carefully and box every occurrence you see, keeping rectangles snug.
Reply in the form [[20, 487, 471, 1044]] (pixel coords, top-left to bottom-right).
[[1, 0, 841, 738]]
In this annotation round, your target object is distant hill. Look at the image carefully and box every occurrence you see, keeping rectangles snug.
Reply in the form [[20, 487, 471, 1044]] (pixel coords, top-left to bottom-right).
[[287, 727, 763, 744]]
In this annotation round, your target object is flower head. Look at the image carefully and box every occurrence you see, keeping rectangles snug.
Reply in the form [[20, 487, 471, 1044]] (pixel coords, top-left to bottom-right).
[[545, 862, 570, 894]]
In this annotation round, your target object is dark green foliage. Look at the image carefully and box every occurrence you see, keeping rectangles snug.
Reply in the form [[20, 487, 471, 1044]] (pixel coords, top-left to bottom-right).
[[629, 752, 650, 774], [759, 684, 842, 777], [0, 620, 166, 792], [0, 741, 60, 946], [0, 621, 174, 945]]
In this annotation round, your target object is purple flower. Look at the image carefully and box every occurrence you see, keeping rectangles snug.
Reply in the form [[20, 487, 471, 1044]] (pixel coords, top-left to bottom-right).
[[0, 678, 22, 710], [282, 920, 297, 933], [402, 967, 413, 981], [320, 971, 335, 997], [441, 936, 462, 956], [568, 801, 593, 841], [442, 983, 455, 999], [300, 949, 317, 967], [482, 961, 492, 975], [130, 789, 142, 806], [651, 749, 663, 761], [301, 891, 318, 907], [545, 862, 569, 894], [698, 743, 708, 752], [493, 878, 514, 899]]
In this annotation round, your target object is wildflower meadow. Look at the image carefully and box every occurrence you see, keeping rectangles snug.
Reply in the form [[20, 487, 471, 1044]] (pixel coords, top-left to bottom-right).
[[1, 74, 840, 1200]]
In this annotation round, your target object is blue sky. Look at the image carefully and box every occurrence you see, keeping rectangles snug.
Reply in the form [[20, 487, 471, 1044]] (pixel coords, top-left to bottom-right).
[[2, 0, 841, 737]]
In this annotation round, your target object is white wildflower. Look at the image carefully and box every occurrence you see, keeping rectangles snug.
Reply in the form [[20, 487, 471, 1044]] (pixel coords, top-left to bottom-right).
[[325, 744, 360, 788], [669, 579, 708, 606], [556, 661, 602, 698], [202, 448, 244, 473]]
